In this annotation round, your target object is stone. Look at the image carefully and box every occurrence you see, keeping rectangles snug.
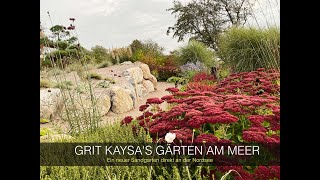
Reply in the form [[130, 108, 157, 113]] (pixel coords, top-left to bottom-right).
[[120, 61, 133, 65], [136, 84, 147, 99], [94, 93, 111, 116], [142, 80, 155, 92], [61, 93, 111, 119], [139, 63, 157, 90], [40, 88, 64, 120], [149, 75, 158, 90], [139, 63, 153, 80], [123, 67, 143, 85], [123, 83, 137, 107], [109, 86, 134, 114]]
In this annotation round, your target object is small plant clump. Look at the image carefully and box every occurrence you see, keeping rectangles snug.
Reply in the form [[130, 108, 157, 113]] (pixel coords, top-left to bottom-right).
[[40, 79, 53, 88], [54, 81, 73, 90], [167, 76, 188, 87], [97, 80, 111, 88], [86, 72, 103, 80], [40, 118, 50, 124]]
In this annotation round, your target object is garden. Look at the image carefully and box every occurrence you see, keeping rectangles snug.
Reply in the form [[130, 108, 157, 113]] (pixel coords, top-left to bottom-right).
[[40, 0, 279, 179]]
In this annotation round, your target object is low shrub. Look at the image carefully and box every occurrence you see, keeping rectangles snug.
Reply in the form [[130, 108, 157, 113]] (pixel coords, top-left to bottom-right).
[[91, 45, 113, 64], [40, 118, 49, 124], [97, 60, 113, 68], [191, 72, 216, 82], [54, 81, 73, 90], [40, 79, 53, 88], [167, 76, 188, 87], [86, 72, 102, 80], [97, 80, 111, 88]]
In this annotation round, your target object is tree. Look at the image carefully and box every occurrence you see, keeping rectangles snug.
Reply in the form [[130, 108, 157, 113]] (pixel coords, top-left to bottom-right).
[[167, 0, 254, 50], [130, 39, 143, 54], [40, 23, 80, 67]]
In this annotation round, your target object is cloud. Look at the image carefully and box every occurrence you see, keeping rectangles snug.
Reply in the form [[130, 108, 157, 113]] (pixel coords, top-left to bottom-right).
[[41, 0, 279, 54], [78, 0, 124, 16]]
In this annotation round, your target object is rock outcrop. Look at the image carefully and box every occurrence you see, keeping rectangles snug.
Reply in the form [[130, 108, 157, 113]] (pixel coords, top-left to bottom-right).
[[40, 88, 63, 120], [40, 62, 157, 119]]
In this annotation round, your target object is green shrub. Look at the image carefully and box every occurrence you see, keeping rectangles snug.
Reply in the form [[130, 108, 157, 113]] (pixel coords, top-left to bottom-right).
[[167, 76, 188, 86], [97, 80, 110, 88], [97, 60, 113, 68], [218, 27, 280, 72], [40, 128, 53, 136], [104, 77, 116, 84], [86, 72, 102, 80], [91, 45, 113, 64], [178, 70, 198, 81], [177, 40, 217, 69], [40, 79, 53, 88], [40, 118, 50, 124], [54, 81, 73, 90], [75, 83, 89, 93]]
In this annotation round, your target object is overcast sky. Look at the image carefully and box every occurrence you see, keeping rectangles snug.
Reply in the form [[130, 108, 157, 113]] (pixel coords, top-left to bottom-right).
[[40, 0, 279, 54]]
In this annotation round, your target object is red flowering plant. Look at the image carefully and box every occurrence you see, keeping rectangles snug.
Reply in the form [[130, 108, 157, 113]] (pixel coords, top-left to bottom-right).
[[121, 68, 280, 179], [184, 72, 217, 92]]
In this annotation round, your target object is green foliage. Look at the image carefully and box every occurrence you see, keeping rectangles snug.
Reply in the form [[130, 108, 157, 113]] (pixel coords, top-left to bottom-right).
[[40, 123, 212, 179], [177, 40, 217, 69], [167, 0, 254, 50], [104, 77, 116, 84], [131, 39, 165, 62], [40, 118, 50, 124], [54, 81, 73, 90], [97, 60, 113, 68], [86, 72, 102, 80], [178, 70, 198, 81], [167, 76, 188, 86], [41, 24, 81, 68], [110, 47, 133, 64], [97, 80, 111, 88], [40, 128, 53, 136], [218, 27, 280, 72], [130, 39, 143, 54], [91, 45, 113, 64], [40, 79, 53, 88], [75, 83, 89, 94]]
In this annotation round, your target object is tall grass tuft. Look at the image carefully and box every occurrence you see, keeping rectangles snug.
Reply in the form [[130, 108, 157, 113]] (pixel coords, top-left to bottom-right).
[[218, 27, 280, 72], [177, 40, 217, 70]]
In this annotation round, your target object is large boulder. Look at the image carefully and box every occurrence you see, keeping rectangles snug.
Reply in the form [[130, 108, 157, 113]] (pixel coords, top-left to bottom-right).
[[40, 88, 63, 120], [139, 63, 157, 90], [136, 84, 147, 99], [61, 93, 111, 119], [109, 86, 134, 114], [142, 80, 155, 92], [123, 83, 137, 107], [139, 63, 152, 79], [123, 67, 143, 85], [93, 93, 111, 116]]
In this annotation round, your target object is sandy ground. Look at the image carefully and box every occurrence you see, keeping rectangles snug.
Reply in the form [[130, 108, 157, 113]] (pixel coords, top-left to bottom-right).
[[40, 82, 176, 132]]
